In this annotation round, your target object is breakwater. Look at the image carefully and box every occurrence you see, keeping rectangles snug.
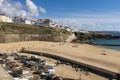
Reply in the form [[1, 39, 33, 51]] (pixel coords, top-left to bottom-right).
[[20, 49, 120, 80]]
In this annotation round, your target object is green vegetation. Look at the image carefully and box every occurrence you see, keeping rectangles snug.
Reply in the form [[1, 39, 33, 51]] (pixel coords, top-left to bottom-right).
[[0, 22, 70, 35], [0, 22, 71, 43]]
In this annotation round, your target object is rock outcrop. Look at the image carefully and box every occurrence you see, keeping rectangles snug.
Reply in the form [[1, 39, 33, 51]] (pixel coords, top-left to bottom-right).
[[0, 22, 70, 43]]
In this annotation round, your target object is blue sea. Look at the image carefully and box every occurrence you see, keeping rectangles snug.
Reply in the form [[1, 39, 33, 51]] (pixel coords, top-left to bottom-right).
[[90, 31, 120, 51], [91, 39, 120, 51]]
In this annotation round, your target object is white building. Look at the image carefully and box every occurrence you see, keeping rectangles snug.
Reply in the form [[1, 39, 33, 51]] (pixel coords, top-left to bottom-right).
[[50, 23, 58, 27], [35, 19, 52, 27], [64, 27, 72, 32], [13, 16, 24, 24], [31, 20, 35, 25], [79, 30, 89, 33], [24, 19, 35, 25], [0, 14, 13, 23], [24, 18, 32, 25], [13, 17, 35, 25]]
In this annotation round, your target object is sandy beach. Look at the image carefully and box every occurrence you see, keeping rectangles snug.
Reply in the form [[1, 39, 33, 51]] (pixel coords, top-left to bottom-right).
[[0, 41, 120, 79]]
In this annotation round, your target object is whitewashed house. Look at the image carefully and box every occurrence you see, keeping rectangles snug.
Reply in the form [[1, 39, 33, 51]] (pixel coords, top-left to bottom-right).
[[64, 27, 72, 32], [13, 17, 35, 25], [79, 30, 89, 33], [50, 23, 58, 27], [35, 19, 52, 27], [24, 18, 32, 25], [0, 14, 13, 23], [13, 16, 24, 24]]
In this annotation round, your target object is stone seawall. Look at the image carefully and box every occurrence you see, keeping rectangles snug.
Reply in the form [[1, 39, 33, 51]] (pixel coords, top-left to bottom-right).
[[0, 34, 68, 43]]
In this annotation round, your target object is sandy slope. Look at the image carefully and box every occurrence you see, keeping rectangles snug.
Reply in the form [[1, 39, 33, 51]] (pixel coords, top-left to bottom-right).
[[0, 41, 120, 79], [26, 41, 120, 73]]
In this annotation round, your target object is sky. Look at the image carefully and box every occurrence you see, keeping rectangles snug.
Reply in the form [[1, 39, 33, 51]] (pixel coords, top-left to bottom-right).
[[0, 0, 120, 31]]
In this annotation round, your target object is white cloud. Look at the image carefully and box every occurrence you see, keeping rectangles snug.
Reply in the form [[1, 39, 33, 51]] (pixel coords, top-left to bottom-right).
[[39, 6, 47, 14], [90, 22, 96, 26], [26, 0, 39, 17], [0, 0, 47, 18], [0, 0, 27, 17], [69, 12, 120, 19], [53, 17, 120, 31]]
